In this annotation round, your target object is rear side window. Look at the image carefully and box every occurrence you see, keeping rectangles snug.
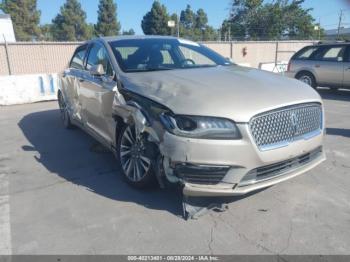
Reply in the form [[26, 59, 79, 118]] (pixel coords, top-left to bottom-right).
[[294, 46, 318, 60], [70, 45, 87, 70], [313, 46, 346, 62]]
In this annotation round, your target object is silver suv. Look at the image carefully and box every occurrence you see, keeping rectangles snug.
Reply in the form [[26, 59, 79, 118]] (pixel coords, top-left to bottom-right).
[[287, 42, 350, 89]]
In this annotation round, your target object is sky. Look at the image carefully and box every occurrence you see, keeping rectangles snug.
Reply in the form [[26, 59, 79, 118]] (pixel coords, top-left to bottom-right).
[[33, 0, 350, 34]]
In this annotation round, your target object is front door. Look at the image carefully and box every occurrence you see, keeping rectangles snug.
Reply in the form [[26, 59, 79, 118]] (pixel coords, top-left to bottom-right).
[[63, 44, 88, 123], [342, 46, 350, 88]]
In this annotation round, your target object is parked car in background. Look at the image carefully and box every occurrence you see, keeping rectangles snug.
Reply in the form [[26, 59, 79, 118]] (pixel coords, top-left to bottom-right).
[[287, 42, 350, 89], [58, 36, 325, 197]]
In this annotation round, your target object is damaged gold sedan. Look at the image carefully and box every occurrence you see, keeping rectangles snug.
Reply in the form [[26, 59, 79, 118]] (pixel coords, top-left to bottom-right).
[[58, 36, 325, 198]]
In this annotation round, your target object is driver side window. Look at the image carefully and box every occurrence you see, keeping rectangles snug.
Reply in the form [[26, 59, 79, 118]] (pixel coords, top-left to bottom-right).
[[86, 43, 114, 77]]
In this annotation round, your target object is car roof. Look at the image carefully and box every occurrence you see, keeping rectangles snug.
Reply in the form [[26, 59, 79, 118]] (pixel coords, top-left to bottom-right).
[[312, 42, 350, 47], [80, 35, 190, 47], [100, 35, 180, 43]]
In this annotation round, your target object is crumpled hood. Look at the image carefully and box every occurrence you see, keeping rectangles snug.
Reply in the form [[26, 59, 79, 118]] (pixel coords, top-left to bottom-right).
[[120, 65, 322, 123]]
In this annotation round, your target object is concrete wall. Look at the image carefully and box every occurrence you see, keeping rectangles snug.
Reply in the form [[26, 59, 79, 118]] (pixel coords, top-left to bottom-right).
[[0, 41, 317, 76], [0, 74, 58, 105]]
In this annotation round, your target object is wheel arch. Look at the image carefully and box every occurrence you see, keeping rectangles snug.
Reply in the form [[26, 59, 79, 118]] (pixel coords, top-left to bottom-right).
[[295, 70, 317, 87]]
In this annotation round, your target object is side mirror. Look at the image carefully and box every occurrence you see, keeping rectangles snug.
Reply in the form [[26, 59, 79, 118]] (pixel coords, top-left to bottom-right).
[[89, 64, 105, 76]]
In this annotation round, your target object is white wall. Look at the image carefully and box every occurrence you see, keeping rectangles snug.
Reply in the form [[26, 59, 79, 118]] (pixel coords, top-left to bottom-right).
[[0, 74, 58, 106]]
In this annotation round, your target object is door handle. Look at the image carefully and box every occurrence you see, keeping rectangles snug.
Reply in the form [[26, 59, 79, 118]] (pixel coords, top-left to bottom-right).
[[79, 78, 85, 82], [315, 65, 321, 68]]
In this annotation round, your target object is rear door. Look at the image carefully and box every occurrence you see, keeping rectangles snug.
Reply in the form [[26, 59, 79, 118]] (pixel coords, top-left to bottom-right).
[[342, 46, 350, 88], [79, 41, 117, 145], [311, 45, 345, 87], [61, 44, 88, 123]]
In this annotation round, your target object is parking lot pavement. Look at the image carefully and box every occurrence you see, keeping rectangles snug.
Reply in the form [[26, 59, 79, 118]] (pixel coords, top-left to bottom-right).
[[0, 89, 350, 255]]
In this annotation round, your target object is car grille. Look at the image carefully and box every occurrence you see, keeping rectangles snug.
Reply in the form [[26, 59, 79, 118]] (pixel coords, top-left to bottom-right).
[[249, 103, 322, 151], [240, 146, 323, 186]]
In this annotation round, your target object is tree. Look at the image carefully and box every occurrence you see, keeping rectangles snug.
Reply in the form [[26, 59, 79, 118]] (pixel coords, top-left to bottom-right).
[[180, 5, 195, 30], [122, 29, 135, 35], [225, 0, 323, 40], [195, 9, 208, 29], [39, 24, 53, 41], [169, 13, 178, 36], [179, 5, 216, 41], [1, 0, 41, 41], [51, 0, 89, 41], [95, 0, 121, 37], [141, 1, 170, 35]]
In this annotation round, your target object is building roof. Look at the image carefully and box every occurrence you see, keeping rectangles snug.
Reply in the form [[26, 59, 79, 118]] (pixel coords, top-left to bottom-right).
[[325, 28, 350, 36]]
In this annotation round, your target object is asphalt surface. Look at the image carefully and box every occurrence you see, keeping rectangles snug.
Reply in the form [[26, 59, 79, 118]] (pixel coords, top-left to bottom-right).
[[0, 88, 350, 255]]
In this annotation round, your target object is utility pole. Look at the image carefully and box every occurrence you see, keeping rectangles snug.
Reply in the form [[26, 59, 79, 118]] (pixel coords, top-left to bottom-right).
[[177, 12, 180, 38], [337, 9, 344, 40], [318, 18, 321, 40]]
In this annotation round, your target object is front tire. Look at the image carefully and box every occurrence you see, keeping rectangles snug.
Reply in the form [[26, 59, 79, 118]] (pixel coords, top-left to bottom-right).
[[58, 92, 73, 129], [296, 72, 317, 89], [116, 124, 156, 188]]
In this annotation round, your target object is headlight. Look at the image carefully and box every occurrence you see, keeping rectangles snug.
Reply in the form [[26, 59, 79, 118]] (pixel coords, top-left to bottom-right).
[[160, 114, 241, 140]]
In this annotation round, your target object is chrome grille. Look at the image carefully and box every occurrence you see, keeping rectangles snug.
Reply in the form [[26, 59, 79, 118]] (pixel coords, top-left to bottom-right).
[[249, 103, 322, 151]]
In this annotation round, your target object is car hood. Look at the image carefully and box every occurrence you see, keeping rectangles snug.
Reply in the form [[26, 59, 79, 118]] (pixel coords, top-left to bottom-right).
[[120, 65, 322, 123]]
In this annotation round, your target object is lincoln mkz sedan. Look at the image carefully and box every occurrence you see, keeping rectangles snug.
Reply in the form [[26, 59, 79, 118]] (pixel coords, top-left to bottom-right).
[[58, 36, 326, 197]]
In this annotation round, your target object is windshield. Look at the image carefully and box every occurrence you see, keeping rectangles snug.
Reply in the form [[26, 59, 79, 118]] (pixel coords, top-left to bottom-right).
[[109, 38, 233, 73]]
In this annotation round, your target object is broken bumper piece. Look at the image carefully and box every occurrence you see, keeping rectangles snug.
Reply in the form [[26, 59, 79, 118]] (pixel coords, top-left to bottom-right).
[[160, 126, 325, 197]]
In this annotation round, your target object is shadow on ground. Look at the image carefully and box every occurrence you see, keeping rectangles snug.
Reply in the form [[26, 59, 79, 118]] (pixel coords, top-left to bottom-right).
[[318, 88, 350, 102], [18, 109, 265, 218]]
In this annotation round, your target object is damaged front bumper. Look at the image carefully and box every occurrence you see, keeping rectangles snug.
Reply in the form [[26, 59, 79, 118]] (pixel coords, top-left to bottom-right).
[[160, 124, 326, 197]]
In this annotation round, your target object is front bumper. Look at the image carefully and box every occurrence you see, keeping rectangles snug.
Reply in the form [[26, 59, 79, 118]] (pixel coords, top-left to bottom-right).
[[160, 124, 325, 197]]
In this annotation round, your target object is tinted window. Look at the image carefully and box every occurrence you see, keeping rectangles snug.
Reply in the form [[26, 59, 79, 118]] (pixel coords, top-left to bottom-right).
[[70, 45, 87, 70], [313, 46, 345, 62], [345, 46, 350, 62], [109, 38, 232, 72], [294, 46, 318, 60], [86, 43, 114, 77]]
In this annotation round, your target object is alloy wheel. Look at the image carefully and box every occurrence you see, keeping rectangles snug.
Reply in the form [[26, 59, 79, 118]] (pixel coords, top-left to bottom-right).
[[299, 75, 312, 86], [119, 126, 151, 182]]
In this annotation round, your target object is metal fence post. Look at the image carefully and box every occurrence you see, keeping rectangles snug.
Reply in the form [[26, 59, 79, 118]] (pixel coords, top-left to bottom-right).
[[274, 41, 279, 66], [3, 34, 12, 75], [230, 41, 233, 59]]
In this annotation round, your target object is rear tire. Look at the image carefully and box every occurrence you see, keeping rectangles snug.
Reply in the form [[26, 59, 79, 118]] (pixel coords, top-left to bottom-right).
[[58, 91, 74, 129], [296, 72, 317, 89], [116, 124, 156, 189]]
